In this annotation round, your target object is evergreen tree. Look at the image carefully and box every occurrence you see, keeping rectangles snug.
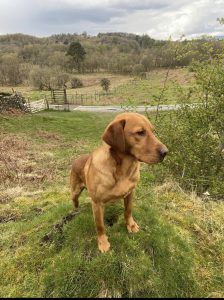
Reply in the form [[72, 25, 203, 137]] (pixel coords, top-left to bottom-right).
[[66, 41, 86, 72]]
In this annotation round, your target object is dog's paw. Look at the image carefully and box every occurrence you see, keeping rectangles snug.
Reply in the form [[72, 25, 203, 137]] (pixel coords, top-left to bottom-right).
[[98, 235, 111, 253], [127, 220, 140, 233]]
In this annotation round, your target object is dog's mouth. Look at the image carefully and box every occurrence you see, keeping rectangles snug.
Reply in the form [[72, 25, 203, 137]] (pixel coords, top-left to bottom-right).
[[158, 155, 166, 163], [137, 157, 161, 164], [137, 154, 166, 164], [130, 146, 168, 165]]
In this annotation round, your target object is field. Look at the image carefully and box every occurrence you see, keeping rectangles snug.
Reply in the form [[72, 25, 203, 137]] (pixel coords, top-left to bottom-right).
[[1, 68, 194, 105], [0, 111, 223, 298]]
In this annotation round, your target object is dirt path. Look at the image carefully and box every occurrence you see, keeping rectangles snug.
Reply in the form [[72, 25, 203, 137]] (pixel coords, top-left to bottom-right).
[[49, 104, 182, 112]]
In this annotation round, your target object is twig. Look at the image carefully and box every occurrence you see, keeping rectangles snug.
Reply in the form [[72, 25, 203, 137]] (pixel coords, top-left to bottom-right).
[[154, 47, 179, 123]]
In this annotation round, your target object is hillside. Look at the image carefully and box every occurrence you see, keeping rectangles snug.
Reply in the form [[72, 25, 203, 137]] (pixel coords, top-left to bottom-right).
[[0, 32, 223, 89], [0, 111, 223, 298], [0, 32, 164, 47]]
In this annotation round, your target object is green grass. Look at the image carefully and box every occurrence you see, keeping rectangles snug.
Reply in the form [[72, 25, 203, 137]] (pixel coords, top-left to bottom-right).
[[0, 111, 223, 298], [114, 68, 194, 106]]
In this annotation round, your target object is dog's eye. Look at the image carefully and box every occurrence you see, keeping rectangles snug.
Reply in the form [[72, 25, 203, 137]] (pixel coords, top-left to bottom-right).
[[136, 130, 146, 136]]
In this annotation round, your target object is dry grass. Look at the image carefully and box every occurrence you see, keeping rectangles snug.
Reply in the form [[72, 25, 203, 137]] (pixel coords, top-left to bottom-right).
[[0, 133, 62, 203], [147, 68, 194, 86], [0, 68, 194, 105], [73, 73, 132, 92], [0, 73, 132, 101]]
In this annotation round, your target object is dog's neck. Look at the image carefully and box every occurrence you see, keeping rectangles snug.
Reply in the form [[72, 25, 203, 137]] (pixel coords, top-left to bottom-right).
[[110, 148, 137, 166]]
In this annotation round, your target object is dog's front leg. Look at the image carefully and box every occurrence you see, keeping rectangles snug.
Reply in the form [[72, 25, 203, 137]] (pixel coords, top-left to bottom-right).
[[124, 191, 140, 233], [92, 201, 111, 253]]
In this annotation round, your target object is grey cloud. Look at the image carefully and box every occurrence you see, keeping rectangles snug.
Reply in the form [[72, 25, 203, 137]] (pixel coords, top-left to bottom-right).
[[0, 0, 223, 38], [38, 7, 124, 25], [108, 0, 170, 11]]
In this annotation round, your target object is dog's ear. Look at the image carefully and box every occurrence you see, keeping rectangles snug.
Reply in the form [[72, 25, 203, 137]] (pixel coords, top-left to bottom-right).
[[102, 119, 126, 153]]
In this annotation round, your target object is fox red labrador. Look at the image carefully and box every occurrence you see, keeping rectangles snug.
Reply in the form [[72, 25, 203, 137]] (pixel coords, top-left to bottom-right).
[[70, 112, 168, 252]]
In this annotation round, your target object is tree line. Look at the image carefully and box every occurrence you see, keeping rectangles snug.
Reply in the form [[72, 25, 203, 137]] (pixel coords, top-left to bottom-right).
[[0, 32, 223, 89]]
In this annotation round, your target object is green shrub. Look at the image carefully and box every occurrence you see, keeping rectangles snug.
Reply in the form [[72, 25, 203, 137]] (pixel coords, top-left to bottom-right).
[[154, 56, 224, 194]]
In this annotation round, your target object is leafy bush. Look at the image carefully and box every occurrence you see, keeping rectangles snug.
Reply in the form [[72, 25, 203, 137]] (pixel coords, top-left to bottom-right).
[[29, 66, 53, 90], [155, 55, 224, 194], [29, 66, 69, 90]]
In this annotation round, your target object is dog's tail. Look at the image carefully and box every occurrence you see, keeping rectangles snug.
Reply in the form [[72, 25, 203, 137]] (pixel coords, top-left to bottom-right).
[[70, 155, 90, 208]]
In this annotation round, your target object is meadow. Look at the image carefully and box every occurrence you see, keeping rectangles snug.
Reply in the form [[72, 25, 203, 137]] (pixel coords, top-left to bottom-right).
[[1, 68, 194, 105], [0, 111, 223, 298]]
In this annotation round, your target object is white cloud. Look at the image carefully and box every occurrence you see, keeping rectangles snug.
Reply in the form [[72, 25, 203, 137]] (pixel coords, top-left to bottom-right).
[[0, 0, 223, 38]]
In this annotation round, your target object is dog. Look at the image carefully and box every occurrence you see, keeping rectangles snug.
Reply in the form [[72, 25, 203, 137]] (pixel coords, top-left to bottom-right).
[[70, 112, 168, 252]]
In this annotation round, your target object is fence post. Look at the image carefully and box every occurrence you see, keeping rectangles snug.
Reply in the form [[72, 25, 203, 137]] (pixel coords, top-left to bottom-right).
[[45, 96, 49, 110], [64, 89, 68, 104], [27, 97, 32, 113], [51, 90, 55, 103]]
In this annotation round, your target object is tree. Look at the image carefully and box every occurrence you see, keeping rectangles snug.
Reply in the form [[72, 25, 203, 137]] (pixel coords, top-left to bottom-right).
[[100, 78, 110, 93], [0, 54, 23, 86], [66, 41, 86, 72], [29, 66, 69, 90], [29, 66, 53, 90]]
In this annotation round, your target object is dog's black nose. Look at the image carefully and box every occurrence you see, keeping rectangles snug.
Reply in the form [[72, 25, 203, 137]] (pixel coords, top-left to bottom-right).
[[159, 147, 168, 160]]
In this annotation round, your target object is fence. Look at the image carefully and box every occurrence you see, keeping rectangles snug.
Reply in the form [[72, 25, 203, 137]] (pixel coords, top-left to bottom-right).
[[28, 79, 158, 109], [51, 89, 68, 104], [69, 91, 113, 105], [49, 90, 114, 106]]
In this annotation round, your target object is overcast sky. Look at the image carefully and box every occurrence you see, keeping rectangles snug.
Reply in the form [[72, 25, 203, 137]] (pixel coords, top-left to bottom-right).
[[0, 0, 223, 39]]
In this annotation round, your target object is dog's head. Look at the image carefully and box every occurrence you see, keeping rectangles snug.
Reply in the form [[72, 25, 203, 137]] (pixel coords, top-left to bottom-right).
[[102, 112, 168, 164]]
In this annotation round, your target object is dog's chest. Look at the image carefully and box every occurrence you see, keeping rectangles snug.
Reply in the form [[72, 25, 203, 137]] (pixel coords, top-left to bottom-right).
[[112, 161, 140, 196], [114, 162, 139, 183], [115, 175, 138, 198], [86, 148, 140, 201]]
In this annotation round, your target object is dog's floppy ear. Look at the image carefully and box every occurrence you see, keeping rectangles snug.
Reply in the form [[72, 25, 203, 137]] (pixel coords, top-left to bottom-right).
[[102, 119, 126, 153]]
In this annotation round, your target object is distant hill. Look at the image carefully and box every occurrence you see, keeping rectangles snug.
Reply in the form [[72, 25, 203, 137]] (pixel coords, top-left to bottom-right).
[[0, 32, 223, 87], [0, 32, 166, 49], [0, 33, 42, 46]]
